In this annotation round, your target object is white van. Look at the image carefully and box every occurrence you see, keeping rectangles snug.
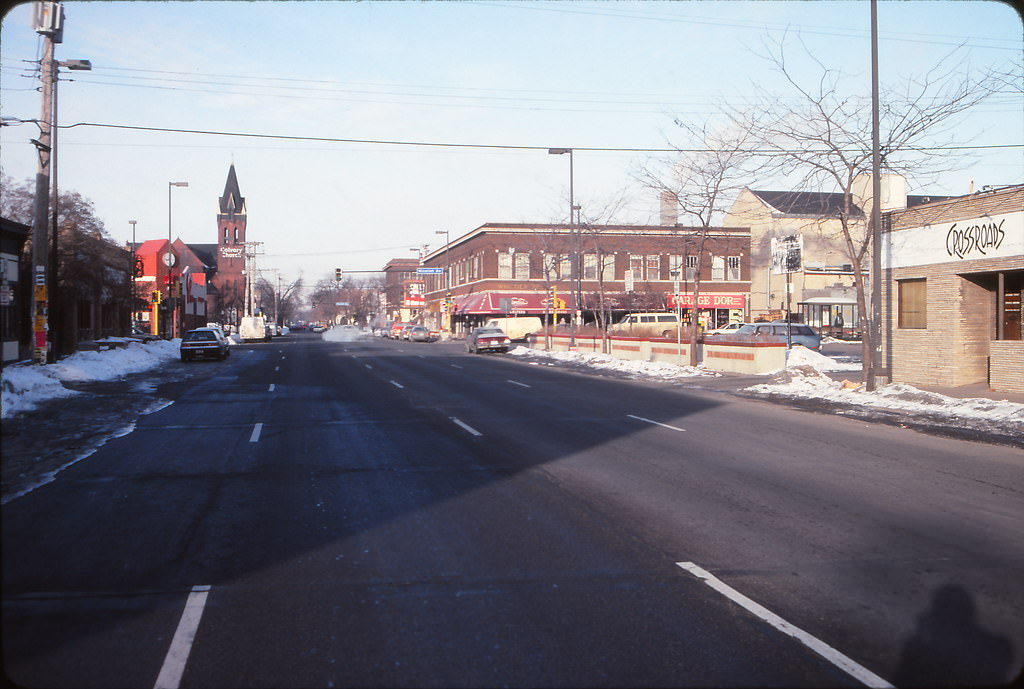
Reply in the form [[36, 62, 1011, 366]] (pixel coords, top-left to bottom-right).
[[483, 316, 543, 341], [613, 312, 681, 338], [239, 315, 271, 342]]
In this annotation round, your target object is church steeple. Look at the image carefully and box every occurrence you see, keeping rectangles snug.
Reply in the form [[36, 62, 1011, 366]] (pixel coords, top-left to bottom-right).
[[219, 164, 246, 217]]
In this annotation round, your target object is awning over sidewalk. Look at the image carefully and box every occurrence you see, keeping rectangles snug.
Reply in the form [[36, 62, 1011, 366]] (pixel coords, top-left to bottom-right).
[[452, 291, 575, 315]]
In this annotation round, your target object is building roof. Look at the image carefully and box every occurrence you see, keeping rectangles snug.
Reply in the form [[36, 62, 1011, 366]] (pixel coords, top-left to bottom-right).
[[219, 164, 245, 215], [752, 190, 864, 218], [188, 243, 218, 269], [751, 190, 956, 219]]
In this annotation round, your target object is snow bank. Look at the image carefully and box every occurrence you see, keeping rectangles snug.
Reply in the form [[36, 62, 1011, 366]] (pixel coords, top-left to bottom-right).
[[510, 346, 719, 380], [1, 340, 180, 418]]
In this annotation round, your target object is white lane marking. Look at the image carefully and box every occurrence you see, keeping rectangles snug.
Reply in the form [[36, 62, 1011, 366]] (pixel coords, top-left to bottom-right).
[[268, 384, 275, 392], [627, 414, 686, 432], [450, 364, 463, 369], [450, 417, 483, 437], [153, 585, 212, 689], [249, 423, 263, 443], [506, 379, 531, 388], [364, 364, 373, 370], [390, 380, 405, 389], [274, 366, 280, 372], [676, 562, 893, 688]]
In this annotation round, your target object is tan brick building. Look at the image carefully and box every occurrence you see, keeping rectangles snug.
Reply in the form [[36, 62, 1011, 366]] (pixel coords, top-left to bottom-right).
[[725, 174, 952, 334], [881, 185, 1023, 393]]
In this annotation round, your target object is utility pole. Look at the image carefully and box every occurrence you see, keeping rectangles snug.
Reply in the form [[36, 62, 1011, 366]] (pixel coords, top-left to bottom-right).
[[30, 2, 61, 364], [868, 0, 883, 392]]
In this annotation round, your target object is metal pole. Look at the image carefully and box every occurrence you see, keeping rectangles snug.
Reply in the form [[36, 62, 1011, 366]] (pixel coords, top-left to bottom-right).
[[129, 220, 137, 328], [47, 58, 60, 361], [869, 0, 882, 391]]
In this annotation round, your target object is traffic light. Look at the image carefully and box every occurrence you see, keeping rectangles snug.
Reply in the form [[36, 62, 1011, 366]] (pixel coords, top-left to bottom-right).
[[151, 290, 161, 304], [335, 268, 343, 282]]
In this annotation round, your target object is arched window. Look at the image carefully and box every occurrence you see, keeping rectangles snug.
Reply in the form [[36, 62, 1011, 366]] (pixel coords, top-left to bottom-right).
[[234, 228, 239, 242]]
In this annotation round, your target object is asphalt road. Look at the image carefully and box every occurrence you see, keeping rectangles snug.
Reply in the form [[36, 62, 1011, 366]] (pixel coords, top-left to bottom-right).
[[3, 331, 1022, 688]]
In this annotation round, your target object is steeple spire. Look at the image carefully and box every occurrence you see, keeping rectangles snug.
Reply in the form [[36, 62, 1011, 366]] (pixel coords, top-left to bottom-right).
[[219, 164, 245, 215]]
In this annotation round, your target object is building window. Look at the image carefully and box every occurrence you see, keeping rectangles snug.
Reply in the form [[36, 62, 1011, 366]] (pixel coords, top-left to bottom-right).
[[727, 256, 742, 281], [514, 252, 530, 280], [543, 253, 561, 280], [646, 254, 661, 280], [223, 228, 228, 242], [498, 252, 512, 279], [685, 255, 698, 281], [898, 278, 927, 329], [711, 256, 725, 281], [233, 228, 239, 243]]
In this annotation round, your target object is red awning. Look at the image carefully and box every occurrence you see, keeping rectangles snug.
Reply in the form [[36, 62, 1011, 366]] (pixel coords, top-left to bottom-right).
[[452, 291, 575, 315]]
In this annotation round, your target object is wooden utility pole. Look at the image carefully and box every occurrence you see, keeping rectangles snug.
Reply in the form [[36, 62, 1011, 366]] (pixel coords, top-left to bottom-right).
[[30, 2, 61, 364]]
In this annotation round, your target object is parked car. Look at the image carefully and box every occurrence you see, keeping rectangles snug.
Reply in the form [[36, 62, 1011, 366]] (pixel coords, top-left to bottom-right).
[[400, 323, 417, 340], [466, 327, 512, 354], [705, 321, 748, 336], [180, 327, 230, 361], [408, 326, 436, 342], [612, 312, 681, 338], [127, 327, 161, 343], [731, 322, 821, 351], [388, 322, 412, 339]]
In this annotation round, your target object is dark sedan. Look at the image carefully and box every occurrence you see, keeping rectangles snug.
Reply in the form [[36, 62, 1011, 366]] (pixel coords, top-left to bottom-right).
[[466, 327, 511, 354]]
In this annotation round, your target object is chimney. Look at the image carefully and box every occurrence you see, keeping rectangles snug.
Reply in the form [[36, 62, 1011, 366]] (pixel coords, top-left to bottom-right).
[[660, 191, 678, 226]]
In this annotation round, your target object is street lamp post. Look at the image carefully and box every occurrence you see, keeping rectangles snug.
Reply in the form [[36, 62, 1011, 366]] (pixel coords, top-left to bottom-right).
[[46, 57, 92, 360], [548, 148, 580, 347], [129, 219, 137, 328], [435, 229, 451, 333], [167, 181, 188, 338]]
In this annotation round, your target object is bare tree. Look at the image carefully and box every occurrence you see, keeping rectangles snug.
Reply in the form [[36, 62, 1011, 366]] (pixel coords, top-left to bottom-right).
[[637, 115, 767, 365], [747, 35, 999, 387]]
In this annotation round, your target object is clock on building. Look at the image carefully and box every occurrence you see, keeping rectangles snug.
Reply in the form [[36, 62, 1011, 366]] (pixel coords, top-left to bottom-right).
[[162, 252, 177, 267]]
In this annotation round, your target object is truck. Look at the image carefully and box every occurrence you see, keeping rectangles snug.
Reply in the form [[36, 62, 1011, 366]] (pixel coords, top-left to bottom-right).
[[483, 316, 543, 341], [239, 315, 271, 342]]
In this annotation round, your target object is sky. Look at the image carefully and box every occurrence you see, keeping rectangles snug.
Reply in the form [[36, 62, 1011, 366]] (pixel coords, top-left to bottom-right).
[[1, 0, 1021, 289]]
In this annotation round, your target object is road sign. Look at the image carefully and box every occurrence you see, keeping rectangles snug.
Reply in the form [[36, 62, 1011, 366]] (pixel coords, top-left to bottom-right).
[[771, 235, 803, 274], [335, 302, 350, 306], [416, 267, 444, 274]]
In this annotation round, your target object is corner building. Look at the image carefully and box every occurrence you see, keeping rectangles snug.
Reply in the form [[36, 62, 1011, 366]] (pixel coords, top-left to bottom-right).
[[881, 184, 1023, 393]]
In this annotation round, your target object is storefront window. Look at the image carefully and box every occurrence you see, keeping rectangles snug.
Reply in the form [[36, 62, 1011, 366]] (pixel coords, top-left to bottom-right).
[[898, 278, 927, 329]]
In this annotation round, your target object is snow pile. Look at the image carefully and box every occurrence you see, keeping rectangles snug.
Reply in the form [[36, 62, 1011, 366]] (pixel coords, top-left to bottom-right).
[[747, 348, 1024, 430], [510, 346, 719, 379], [770, 345, 862, 372], [1, 340, 180, 418]]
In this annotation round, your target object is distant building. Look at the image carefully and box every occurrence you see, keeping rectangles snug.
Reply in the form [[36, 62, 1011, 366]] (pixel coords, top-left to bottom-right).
[[1, 217, 30, 365], [725, 174, 953, 334], [381, 258, 422, 325], [881, 184, 1023, 393], [415, 222, 751, 335]]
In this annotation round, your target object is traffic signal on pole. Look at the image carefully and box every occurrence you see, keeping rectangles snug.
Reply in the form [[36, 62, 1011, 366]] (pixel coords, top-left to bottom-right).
[[151, 290, 161, 304], [335, 268, 342, 282]]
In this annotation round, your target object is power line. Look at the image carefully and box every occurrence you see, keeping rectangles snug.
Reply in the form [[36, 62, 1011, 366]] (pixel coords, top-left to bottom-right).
[[52, 120, 1024, 154]]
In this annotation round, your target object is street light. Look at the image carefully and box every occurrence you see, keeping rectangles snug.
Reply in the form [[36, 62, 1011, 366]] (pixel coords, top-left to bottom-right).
[[435, 230, 451, 333], [549, 147, 581, 346], [167, 181, 188, 338], [46, 58, 92, 360], [129, 219, 137, 327]]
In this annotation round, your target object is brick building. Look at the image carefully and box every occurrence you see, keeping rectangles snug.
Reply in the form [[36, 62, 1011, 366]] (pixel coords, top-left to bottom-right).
[[381, 257, 422, 325], [881, 184, 1023, 393], [725, 174, 953, 333], [417, 222, 751, 334]]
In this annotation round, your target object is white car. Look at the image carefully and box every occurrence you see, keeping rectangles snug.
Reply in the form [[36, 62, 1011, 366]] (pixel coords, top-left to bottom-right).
[[706, 322, 747, 335]]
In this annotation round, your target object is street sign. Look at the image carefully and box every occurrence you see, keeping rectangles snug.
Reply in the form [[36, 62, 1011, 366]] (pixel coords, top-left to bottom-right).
[[416, 267, 444, 274], [771, 235, 803, 274], [335, 302, 349, 306]]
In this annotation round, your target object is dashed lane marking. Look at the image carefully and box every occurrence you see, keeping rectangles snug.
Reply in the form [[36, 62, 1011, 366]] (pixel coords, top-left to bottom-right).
[[627, 414, 686, 432], [506, 379, 531, 388], [390, 380, 405, 389], [450, 417, 483, 437], [676, 562, 893, 688], [268, 384, 275, 392], [153, 585, 211, 689], [249, 423, 263, 443]]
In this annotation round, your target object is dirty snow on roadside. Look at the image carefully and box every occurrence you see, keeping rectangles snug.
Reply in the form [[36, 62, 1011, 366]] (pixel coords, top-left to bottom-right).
[[511, 344, 1024, 435], [510, 346, 719, 380], [748, 347, 1024, 429], [1, 340, 180, 418]]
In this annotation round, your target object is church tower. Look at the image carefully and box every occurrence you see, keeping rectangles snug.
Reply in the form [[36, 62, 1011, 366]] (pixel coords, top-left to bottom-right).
[[212, 164, 247, 324]]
